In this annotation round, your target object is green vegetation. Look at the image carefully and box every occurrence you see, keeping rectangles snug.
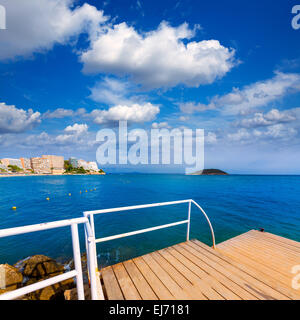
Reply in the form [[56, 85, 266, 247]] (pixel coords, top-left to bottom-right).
[[64, 160, 87, 174], [99, 169, 105, 174], [8, 165, 23, 173]]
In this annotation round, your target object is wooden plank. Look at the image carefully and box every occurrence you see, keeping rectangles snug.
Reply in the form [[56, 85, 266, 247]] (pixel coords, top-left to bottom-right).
[[236, 233, 300, 269], [101, 266, 124, 300], [162, 247, 241, 300], [216, 245, 300, 300], [150, 251, 208, 300], [177, 243, 263, 300], [123, 259, 158, 300], [247, 231, 300, 257], [112, 263, 142, 300], [142, 253, 192, 300], [244, 232, 300, 260], [192, 240, 293, 300], [133, 256, 174, 300], [257, 231, 300, 249], [217, 238, 294, 283]]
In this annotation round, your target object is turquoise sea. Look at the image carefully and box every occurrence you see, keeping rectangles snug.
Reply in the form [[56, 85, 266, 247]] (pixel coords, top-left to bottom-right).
[[0, 174, 299, 267]]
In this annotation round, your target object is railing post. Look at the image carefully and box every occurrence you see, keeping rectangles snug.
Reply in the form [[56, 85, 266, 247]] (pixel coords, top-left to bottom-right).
[[88, 237, 104, 300], [187, 201, 191, 241], [71, 223, 85, 300], [90, 213, 98, 271], [191, 200, 216, 249]]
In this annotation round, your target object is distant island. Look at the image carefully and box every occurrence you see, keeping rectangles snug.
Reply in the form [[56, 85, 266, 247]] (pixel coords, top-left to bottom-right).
[[190, 169, 228, 175]]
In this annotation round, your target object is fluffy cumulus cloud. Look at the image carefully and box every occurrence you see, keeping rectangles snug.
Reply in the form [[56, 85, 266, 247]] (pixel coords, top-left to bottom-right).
[[55, 123, 89, 144], [0, 102, 41, 133], [80, 22, 236, 88], [91, 103, 159, 124], [64, 123, 88, 134], [0, 0, 107, 60]]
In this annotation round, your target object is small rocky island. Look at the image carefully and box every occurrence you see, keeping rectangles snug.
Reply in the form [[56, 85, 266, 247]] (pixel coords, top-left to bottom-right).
[[190, 169, 228, 175]]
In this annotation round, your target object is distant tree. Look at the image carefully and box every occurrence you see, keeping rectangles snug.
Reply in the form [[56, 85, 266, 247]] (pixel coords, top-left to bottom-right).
[[8, 165, 22, 172], [99, 169, 105, 174], [76, 166, 86, 174], [64, 160, 74, 172]]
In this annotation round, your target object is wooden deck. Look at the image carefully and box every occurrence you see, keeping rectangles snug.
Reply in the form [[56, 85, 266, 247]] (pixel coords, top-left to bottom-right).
[[100, 230, 300, 300]]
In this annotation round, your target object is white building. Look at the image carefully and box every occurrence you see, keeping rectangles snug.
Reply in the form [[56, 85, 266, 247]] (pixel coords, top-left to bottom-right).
[[77, 160, 98, 171], [87, 161, 98, 172]]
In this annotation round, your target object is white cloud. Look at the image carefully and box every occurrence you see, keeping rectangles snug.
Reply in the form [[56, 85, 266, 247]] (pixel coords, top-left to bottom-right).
[[255, 124, 297, 140], [80, 21, 235, 89], [206, 132, 217, 144], [91, 103, 159, 124], [179, 102, 215, 114], [227, 123, 298, 144], [43, 108, 86, 119], [56, 123, 89, 145], [216, 72, 300, 115], [235, 108, 297, 128], [151, 122, 170, 129], [180, 72, 300, 116], [227, 129, 251, 142], [0, 102, 41, 133], [0, 0, 107, 60], [89, 77, 133, 105], [64, 123, 88, 134]]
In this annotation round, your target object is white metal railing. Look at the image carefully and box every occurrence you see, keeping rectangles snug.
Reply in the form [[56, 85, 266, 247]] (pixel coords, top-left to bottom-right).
[[83, 199, 216, 300], [0, 217, 87, 300], [0, 199, 215, 300]]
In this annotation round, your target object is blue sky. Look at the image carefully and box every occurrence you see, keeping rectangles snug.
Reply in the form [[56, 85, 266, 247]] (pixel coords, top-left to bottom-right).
[[1, 0, 300, 173]]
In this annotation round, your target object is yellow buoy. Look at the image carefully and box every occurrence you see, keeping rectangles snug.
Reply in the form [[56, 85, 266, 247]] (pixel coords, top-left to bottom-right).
[[85, 190, 88, 192], [12, 206, 17, 210], [68, 193, 71, 196], [46, 197, 50, 201]]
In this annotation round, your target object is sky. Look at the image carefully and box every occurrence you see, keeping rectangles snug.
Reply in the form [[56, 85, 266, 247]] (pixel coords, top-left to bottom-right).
[[1, 0, 300, 174]]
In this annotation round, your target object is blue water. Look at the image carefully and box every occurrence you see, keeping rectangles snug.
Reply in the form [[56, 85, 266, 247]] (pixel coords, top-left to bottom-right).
[[0, 174, 299, 268]]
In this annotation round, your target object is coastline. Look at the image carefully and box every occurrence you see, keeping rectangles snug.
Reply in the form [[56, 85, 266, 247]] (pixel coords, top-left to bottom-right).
[[0, 173, 106, 178]]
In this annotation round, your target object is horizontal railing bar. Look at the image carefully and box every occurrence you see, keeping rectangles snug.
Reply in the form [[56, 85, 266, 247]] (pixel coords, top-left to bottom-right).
[[0, 217, 88, 238], [84, 199, 191, 216], [0, 270, 77, 300], [94, 220, 189, 243]]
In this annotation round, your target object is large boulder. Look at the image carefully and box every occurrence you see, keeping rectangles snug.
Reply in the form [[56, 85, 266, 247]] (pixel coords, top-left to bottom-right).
[[64, 283, 91, 300], [14, 255, 74, 300], [0, 264, 23, 294], [15, 255, 64, 279], [26, 277, 74, 300]]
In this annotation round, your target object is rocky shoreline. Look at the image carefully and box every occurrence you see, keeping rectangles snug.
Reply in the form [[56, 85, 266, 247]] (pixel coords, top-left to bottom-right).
[[0, 254, 90, 300]]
